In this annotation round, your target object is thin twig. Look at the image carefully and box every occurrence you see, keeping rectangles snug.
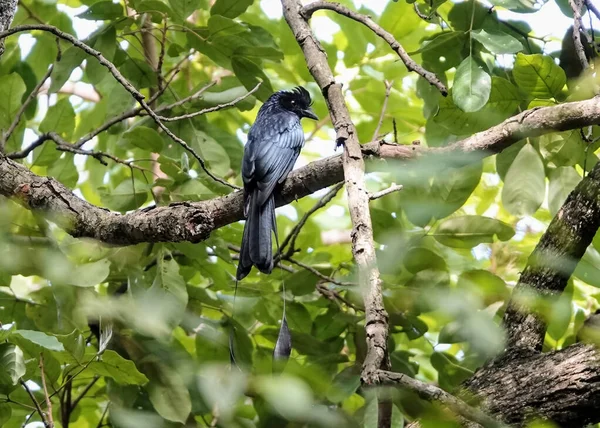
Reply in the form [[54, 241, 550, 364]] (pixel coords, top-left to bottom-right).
[[569, 0, 590, 70], [158, 80, 216, 111], [285, 257, 355, 287], [301, 2, 447, 95], [316, 282, 361, 310], [276, 182, 344, 260], [1, 63, 54, 151], [157, 19, 168, 91], [139, 97, 240, 189], [0, 25, 144, 100], [369, 183, 403, 200], [0, 25, 234, 189], [372, 80, 393, 141], [378, 370, 503, 428], [586, 0, 600, 21], [96, 404, 109, 428], [70, 376, 100, 410], [156, 82, 261, 122], [20, 379, 49, 427], [39, 353, 54, 427]]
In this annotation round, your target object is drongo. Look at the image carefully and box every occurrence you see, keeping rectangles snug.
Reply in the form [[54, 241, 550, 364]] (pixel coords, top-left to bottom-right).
[[236, 86, 318, 280]]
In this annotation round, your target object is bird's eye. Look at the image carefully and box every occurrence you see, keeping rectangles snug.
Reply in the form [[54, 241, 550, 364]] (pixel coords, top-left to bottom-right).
[[291, 100, 296, 105]]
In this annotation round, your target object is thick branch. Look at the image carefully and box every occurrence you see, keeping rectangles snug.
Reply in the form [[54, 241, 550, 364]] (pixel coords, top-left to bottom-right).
[[464, 344, 600, 427], [0, 0, 16, 57], [502, 151, 600, 351], [378, 370, 502, 428], [301, 1, 447, 95], [569, 0, 589, 69], [1, 96, 600, 246]]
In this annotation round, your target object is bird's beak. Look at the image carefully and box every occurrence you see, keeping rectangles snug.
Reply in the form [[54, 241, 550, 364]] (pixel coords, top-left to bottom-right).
[[302, 107, 318, 120]]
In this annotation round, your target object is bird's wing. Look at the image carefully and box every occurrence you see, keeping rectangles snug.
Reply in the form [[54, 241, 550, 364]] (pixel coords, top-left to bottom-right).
[[252, 120, 304, 207]]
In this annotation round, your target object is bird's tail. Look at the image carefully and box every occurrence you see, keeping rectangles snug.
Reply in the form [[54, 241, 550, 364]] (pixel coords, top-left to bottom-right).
[[236, 190, 275, 280]]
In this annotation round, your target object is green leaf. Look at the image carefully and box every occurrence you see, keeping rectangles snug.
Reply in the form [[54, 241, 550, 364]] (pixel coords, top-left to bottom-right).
[[88, 350, 148, 385], [197, 364, 247, 420], [78, 1, 124, 20], [547, 291, 572, 341], [433, 215, 514, 248], [120, 59, 157, 89], [415, 31, 468, 70], [136, 0, 175, 16], [192, 130, 231, 176], [430, 162, 483, 219], [513, 53, 566, 99], [49, 46, 86, 93], [471, 29, 523, 54], [87, 26, 117, 84], [210, 0, 252, 19], [69, 259, 111, 287], [32, 142, 61, 167], [0, 403, 11, 426], [487, 0, 549, 13], [120, 126, 164, 152], [452, 56, 491, 112], [0, 73, 26, 128], [502, 143, 545, 216], [313, 310, 351, 340], [150, 257, 188, 328], [13, 330, 65, 351], [143, 360, 192, 423], [0, 344, 25, 386], [256, 375, 314, 420], [208, 15, 247, 37], [435, 77, 521, 135], [403, 248, 447, 273], [195, 323, 229, 362], [99, 179, 149, 212], [548, 167, 580, 216], [326, 366, 360, 404], [48, 154, 79, 188], [231, 56, 273, 101], [539, 130, 585, 167], [431, 352, 472, 390], [168, 0, 201, 20], [457, 270, 508, 305], [39, 98, 76, 140]]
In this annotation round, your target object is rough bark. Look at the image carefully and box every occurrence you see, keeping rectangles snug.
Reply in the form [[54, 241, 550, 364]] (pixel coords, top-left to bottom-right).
[[1, 96, 600, 246], [0, 150, 343, 245], [503, 158, 600, 352], [281, 0, 392, 425], [0, 0, 17, 57], [465, 344, 600, 427]]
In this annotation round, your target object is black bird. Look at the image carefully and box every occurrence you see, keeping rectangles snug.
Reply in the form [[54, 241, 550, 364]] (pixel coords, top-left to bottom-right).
[[236, 87, 318, 280]]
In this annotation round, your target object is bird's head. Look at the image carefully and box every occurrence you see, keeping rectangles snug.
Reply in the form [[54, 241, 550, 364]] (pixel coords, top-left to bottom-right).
[[276, 86, 318, 120]]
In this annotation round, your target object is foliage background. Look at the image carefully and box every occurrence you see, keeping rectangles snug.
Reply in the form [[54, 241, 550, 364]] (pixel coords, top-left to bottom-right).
[[0, 0, 599, 426]]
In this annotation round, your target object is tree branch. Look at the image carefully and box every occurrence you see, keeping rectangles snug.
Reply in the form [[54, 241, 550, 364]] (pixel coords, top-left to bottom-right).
[[156, 82, 260, 122], [372, 80, 393, 141], [464, 344, 600, 426], [301, 1, 448, 96], [0, 0, 16, 57], [502, 145, 600, 351], [282, 1, 393, 426], [587, 0, 600, 21], [1, 62, 54, 151], [0, 24, 235, 189], [20, 379, 49, 427], [378, 370, 502, 428], [1, 96, 600, 246], [569, 0, 589, 70]]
